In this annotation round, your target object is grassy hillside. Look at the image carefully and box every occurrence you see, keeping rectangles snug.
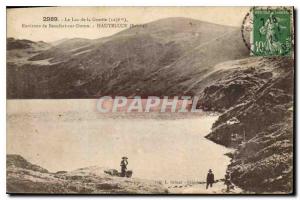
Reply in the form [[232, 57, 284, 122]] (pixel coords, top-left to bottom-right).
[[7, 17, 249, 98]]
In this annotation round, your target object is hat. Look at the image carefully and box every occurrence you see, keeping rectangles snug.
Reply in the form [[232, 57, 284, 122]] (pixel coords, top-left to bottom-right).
[[122, 156, 128, 159], [208, 169, 212, 172]]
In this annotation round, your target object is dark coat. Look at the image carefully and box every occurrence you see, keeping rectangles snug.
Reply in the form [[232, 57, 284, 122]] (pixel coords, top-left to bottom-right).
[[225, 174, 231, 185], [207, 172, 214, 183], [120, 160, 128, 169]]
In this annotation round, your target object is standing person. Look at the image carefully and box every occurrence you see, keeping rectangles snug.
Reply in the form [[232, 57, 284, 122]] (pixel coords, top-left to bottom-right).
[[206, 169, 215, 189], [120, 157, 128, 177], [224, 171, 232, 192]]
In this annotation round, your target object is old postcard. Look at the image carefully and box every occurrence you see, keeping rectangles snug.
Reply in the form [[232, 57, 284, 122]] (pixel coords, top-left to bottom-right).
[[6, 6, 294, 194]]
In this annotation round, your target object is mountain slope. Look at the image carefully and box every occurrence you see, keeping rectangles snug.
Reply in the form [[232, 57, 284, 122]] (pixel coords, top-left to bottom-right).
[[7, 38, 50, 51], [7, 38, 51, 67], [28, 38, 93, 63], [7, 17, 249, 98]]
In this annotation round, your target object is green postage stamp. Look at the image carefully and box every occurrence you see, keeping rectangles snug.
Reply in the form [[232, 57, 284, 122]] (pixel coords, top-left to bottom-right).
[[251, 7, 293, 56]]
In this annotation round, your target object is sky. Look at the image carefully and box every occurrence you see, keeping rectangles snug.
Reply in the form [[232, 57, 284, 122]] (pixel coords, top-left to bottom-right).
[[7, 7, 250, 42]]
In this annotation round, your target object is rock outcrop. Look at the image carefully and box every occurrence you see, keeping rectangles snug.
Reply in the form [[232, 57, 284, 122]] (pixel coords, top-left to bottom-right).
[[203, 57, 294, 193], [7, 154, 167, 194]]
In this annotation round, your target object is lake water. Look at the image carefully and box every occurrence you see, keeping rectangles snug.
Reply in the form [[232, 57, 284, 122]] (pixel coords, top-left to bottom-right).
[[7, 100, 231, 182]]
